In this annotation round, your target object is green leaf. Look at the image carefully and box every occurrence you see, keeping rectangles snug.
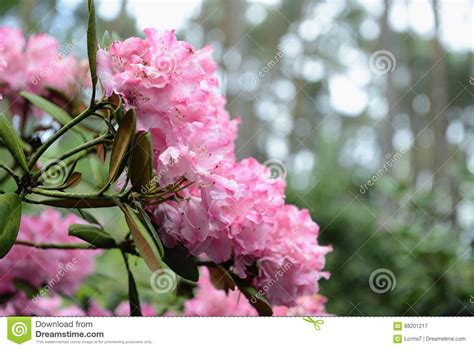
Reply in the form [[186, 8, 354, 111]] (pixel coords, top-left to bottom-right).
[[0, 113, 28, 172], [73, 209, 101, 226], [101, 30, 112, 49], [207, 265, 235, 292], [108, 109, 136, 182], [68, 224, 116, 248], [20, 92, 86, 133], [21, 91, 71, 125], [87, 0, 98, 103], [233, 274, 273, 316], [130, 131, 153, 193], [163, 243, 199, 282], [0, 193, 22, 258], [121, 204, 162, 272]]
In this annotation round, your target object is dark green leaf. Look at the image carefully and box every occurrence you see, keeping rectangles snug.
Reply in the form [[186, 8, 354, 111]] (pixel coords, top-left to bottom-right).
[[108, 109, 136, 182], [0, 113, 28, 172], [87, 0, 98, 103], [68, 224, 116, 248], [121, 204, 162, 272], [0, 193, 22, 258], [163, 243, 199, 282], [233, 274, 273, 316], [130, 131, 153, 193]]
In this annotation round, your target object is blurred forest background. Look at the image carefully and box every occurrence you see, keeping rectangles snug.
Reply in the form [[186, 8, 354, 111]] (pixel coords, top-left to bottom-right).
[[1, 0, 472, 315]]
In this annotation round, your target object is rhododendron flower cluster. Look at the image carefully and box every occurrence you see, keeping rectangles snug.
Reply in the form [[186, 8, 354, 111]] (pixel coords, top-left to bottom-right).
[[0, 27, 88, 116], [0, 209, 97, 298], [97, 29, 331, 307]]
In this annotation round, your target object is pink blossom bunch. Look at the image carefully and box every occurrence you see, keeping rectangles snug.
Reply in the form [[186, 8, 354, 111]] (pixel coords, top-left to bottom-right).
[[97, 29, 330, 307], [177, 268, 328, 316], [0, 209, 98, 297], [0, 26, 88, 116]]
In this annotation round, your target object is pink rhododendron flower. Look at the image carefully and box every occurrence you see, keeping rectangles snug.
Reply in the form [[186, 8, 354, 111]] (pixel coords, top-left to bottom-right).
[[0, 209, 98, 297], [97, 28, 331, 307], [0, 26, 89, 117]]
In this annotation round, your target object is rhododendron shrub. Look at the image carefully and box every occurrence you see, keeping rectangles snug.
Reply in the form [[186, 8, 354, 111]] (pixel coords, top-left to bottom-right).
[[0, 0, 330, 316]]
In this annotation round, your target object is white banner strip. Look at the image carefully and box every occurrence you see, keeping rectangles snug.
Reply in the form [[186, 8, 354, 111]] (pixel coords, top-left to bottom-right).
[[0, 317, 472, 348]]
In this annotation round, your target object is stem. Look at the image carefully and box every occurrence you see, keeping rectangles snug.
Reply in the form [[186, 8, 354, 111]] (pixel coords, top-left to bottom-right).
[[0, 163, 20, 185], [29, 187, 119, 200], [122, 251, 142, 316], [28, 103, 106, 169], [15, 240, 99, 250], [34, 134, 112, 179]]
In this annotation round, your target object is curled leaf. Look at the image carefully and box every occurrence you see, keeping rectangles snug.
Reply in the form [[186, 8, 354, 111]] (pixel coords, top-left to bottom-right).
[[130, 131, 153, 193], [121, 204, 162, 272], [87, 0, 98, 102], [108, 109, 136, 182]]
